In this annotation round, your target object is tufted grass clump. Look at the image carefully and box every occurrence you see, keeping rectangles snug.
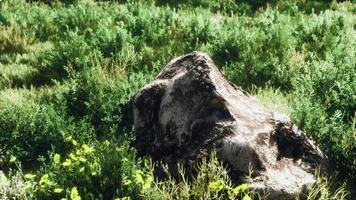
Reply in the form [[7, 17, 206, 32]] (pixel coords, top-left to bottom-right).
[[138, 152, 254, 200], [0, 22, 34, 55], [307, 175, 349, 200]]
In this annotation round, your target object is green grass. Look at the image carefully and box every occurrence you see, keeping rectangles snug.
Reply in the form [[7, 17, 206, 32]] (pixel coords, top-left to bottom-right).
[[0, 0, 355, 199]]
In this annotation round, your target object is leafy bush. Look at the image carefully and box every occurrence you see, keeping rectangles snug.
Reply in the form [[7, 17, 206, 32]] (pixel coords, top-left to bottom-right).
[[33, 138, 141, 199], [0, 103, 96, 169], [34, 31, 92, 85]]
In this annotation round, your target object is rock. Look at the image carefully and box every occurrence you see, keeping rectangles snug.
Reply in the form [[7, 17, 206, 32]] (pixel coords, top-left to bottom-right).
[[130, 51, 326, 199]]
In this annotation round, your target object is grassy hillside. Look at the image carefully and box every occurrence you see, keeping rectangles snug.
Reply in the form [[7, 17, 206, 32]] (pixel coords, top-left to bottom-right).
[[0, 0, 355, 199]]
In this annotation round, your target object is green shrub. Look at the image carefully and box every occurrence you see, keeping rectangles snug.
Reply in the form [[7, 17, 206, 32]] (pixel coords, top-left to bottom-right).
[[291, 96, 356, 179], [60, 64, 154, 137], [210, 11, 301, 91], [155, 0, 249, 15], [0, 103, 95, 168], [0, 0, 355, 199], [33, 138, 141, 199], [34, 31, 92, 85]]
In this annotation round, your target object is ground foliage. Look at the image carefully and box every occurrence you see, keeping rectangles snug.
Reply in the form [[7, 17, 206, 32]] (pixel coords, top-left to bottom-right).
[[0, 0, 355, 199]]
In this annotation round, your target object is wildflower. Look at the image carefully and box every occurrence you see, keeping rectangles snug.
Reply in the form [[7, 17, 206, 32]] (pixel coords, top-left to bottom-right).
[[79, 157, 87, 162], [63, 159, 72, 167], [65, 135, 72, 142], [9, 155, 17, 163], [208, 180, 226, 193], [79, 167, 85, 172], [53, 154, 61, 164], [70, 187, 81, 200], [82, 144, 94, 154], [242, 195, 252, 200], [232, 183, 249, 195], [123, 180, 132, 186], [103, 140, 110, 146], [90, 161, 100, 171], [54, 188, 63, 193], [69, 153, 77, 161], [39, 174, 53, 188], [135, 170, 144, 185], [72, 139, 78, 146], [24, 174, 36, 180]]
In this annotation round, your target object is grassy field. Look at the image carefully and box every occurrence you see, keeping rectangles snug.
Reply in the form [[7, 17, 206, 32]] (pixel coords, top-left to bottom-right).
[[0, 0, 355, 199]]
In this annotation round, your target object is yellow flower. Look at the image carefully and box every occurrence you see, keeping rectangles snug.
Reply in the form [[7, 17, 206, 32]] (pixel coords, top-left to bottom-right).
[[39, 174, 53, 188], [143, 176, 153, 190], [90, 161, 100, 171], [232, 183, 249, 195], [69, 153, 77, 161], [63, 159, 72, 166], [54, 188, 63, 193], [135, 170, 144, 185], [103, 140, 110, 146], [82, 144, 94, 154], [123, 180, 132, 186], [75, 149, 82, 156], [70, 187, 81, 200], [24, 174, 36, 180], [242, 194, 252, 200], [9, 155, 17, 163], [79, 167, 85, 172], [65, 135, 72, 142], [79, 157, 87, 162], [53, 154, 61, 164], [72, 139, 78, 146], [208, 180, 226, 193]]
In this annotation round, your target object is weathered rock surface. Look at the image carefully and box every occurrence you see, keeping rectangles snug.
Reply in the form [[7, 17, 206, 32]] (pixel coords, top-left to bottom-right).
[[130, 52, 326, 199]]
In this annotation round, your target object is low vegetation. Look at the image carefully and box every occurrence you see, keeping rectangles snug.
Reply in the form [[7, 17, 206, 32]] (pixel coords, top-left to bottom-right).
[[0, 0, 355, 199]]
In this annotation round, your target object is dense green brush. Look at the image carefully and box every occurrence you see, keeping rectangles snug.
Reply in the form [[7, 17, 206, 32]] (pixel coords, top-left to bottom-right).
[[0, 0, 354, 199]]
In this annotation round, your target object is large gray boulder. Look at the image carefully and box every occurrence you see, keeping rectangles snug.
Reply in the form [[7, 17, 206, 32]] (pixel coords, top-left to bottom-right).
[[131, 52, 326, 199]]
